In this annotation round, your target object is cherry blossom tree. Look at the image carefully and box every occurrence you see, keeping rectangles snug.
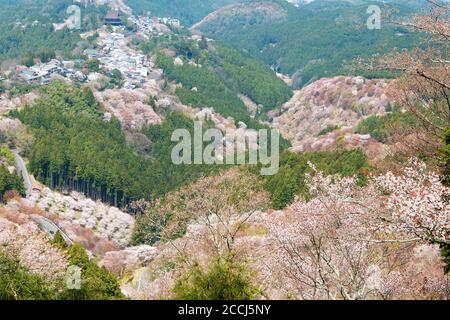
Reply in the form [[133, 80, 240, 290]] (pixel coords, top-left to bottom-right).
[[134, 168, 269, 252], [260, 162, 449, 299], [121, 163, 450, 300], [375, 159, 450, 244], [365, 0, 449, 133], [260, 167, 386, 299], [357, 1, 449, 164], [0, 218, 69, 282]]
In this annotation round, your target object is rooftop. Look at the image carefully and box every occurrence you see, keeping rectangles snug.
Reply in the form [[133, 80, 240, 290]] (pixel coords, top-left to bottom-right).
[[105, 11, 120, 20]]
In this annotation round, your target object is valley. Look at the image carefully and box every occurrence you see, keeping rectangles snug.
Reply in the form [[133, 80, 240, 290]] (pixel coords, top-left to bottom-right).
[[0, 0, 448, 302]]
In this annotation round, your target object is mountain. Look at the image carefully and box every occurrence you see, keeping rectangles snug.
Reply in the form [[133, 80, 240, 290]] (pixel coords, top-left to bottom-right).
[[146, 35, 293, 125], [125, 0, 245, 26], [0, 0, 107, 65], [192, 0, 423, 87], [191, 1, 289, 32], [273, 76, 391, 145], [0, 0, 448, 302]]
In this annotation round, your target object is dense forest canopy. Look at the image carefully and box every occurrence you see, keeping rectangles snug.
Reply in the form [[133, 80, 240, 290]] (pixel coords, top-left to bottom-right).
[[147, 35, 292, 125], [195, 0, 423, 87], [0, 0, 449, 302], [0, 0, 107, 64], [126, 0, 243, 25], [11, 82, 222, 207]]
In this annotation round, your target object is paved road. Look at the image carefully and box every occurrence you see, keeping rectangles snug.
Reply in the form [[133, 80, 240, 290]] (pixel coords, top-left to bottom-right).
[[12, 150, 73, 244], [12, 150, 33, 197], [30, 215, 73, 245]]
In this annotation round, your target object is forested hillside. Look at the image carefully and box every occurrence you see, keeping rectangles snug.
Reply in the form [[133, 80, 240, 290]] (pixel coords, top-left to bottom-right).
[[11, 83, 221, 207], [195, 0, 423, 87], [0, 0, 449, 303], [145, 34, 293, 125], [126, 0, 244, 25], [0, 0, 107, 65]]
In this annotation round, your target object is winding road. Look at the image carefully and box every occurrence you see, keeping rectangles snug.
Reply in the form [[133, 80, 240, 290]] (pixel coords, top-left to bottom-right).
[[12, 149, 32, 197], [30, 215, 74, 245], [12, 150, 73, 244]]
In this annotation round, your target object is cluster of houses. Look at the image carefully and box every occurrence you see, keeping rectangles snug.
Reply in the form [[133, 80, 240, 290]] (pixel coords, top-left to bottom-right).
[[10, 13, 184, 89], [85, 30, 150, 90], [158, 17, 181, 28], [129, 15, 181, 35], [16, 59, 88, 84]]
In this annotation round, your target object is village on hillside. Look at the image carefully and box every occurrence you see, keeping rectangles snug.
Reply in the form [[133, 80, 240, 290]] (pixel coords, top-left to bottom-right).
[[1, 11, 184, 90]]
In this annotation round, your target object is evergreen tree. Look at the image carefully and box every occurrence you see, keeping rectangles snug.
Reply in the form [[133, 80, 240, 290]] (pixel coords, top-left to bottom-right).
[[172, 255, 260, 300]]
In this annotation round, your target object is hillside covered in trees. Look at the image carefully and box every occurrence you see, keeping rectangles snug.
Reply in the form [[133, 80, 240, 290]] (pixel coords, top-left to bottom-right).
[[194, 0, 423, 87], [0, 0, 449, 303], [11, 83, 221, 207], [145, 34, 292, 125], [0, 0, 107, 65], [126, 0, 243, 25]]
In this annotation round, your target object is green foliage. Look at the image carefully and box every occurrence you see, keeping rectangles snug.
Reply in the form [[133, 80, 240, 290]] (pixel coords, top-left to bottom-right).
[[1, 25, 79, 64], [22, 54, 35, 68], [0, 0, 108, 64], [109, 69, 124, 88], [141, 38, 159, 55], [0, 165, 25, 202], [12, 83, 222, 206], [262, 149, 370, 209], [127, 0, 240, 26], [141, 112, 224, 195], [198, 0, 422, 87], [0, 253, 56, 300], [317, 125, 340, 137], [59, 244, 123, 300], [52, 231, 69, 250], [440, 243, 450, 274], [38, 48, 56, 63], [86, 58, 100, 72], [0, 240, 122, 300], [0, 145, 15, 165], [149, 95, 158, 109], [356, 112, 416, 143], [172, 256, 260, 300], [441, 127, 450, 186], [8, 83, 38, 96], [214, 44, 293, 111], [156, 52, 254, 126], [153, 37, 293, 124]]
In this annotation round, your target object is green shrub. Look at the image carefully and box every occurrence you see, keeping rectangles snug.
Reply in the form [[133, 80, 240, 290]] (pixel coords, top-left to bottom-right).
[[317, 125, 340, 136], [0, 165, 25, 202], [59, 244, 123, 300], [172, 256, 260, 300], [440, 243, 450, 274], [262, 149, 370, 209], [355, 112, 416, 143], [0, 243, 123, 300], [0, 253, 56, 300], [86, 59, 100, 72], [0, 146, 15, 165]]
